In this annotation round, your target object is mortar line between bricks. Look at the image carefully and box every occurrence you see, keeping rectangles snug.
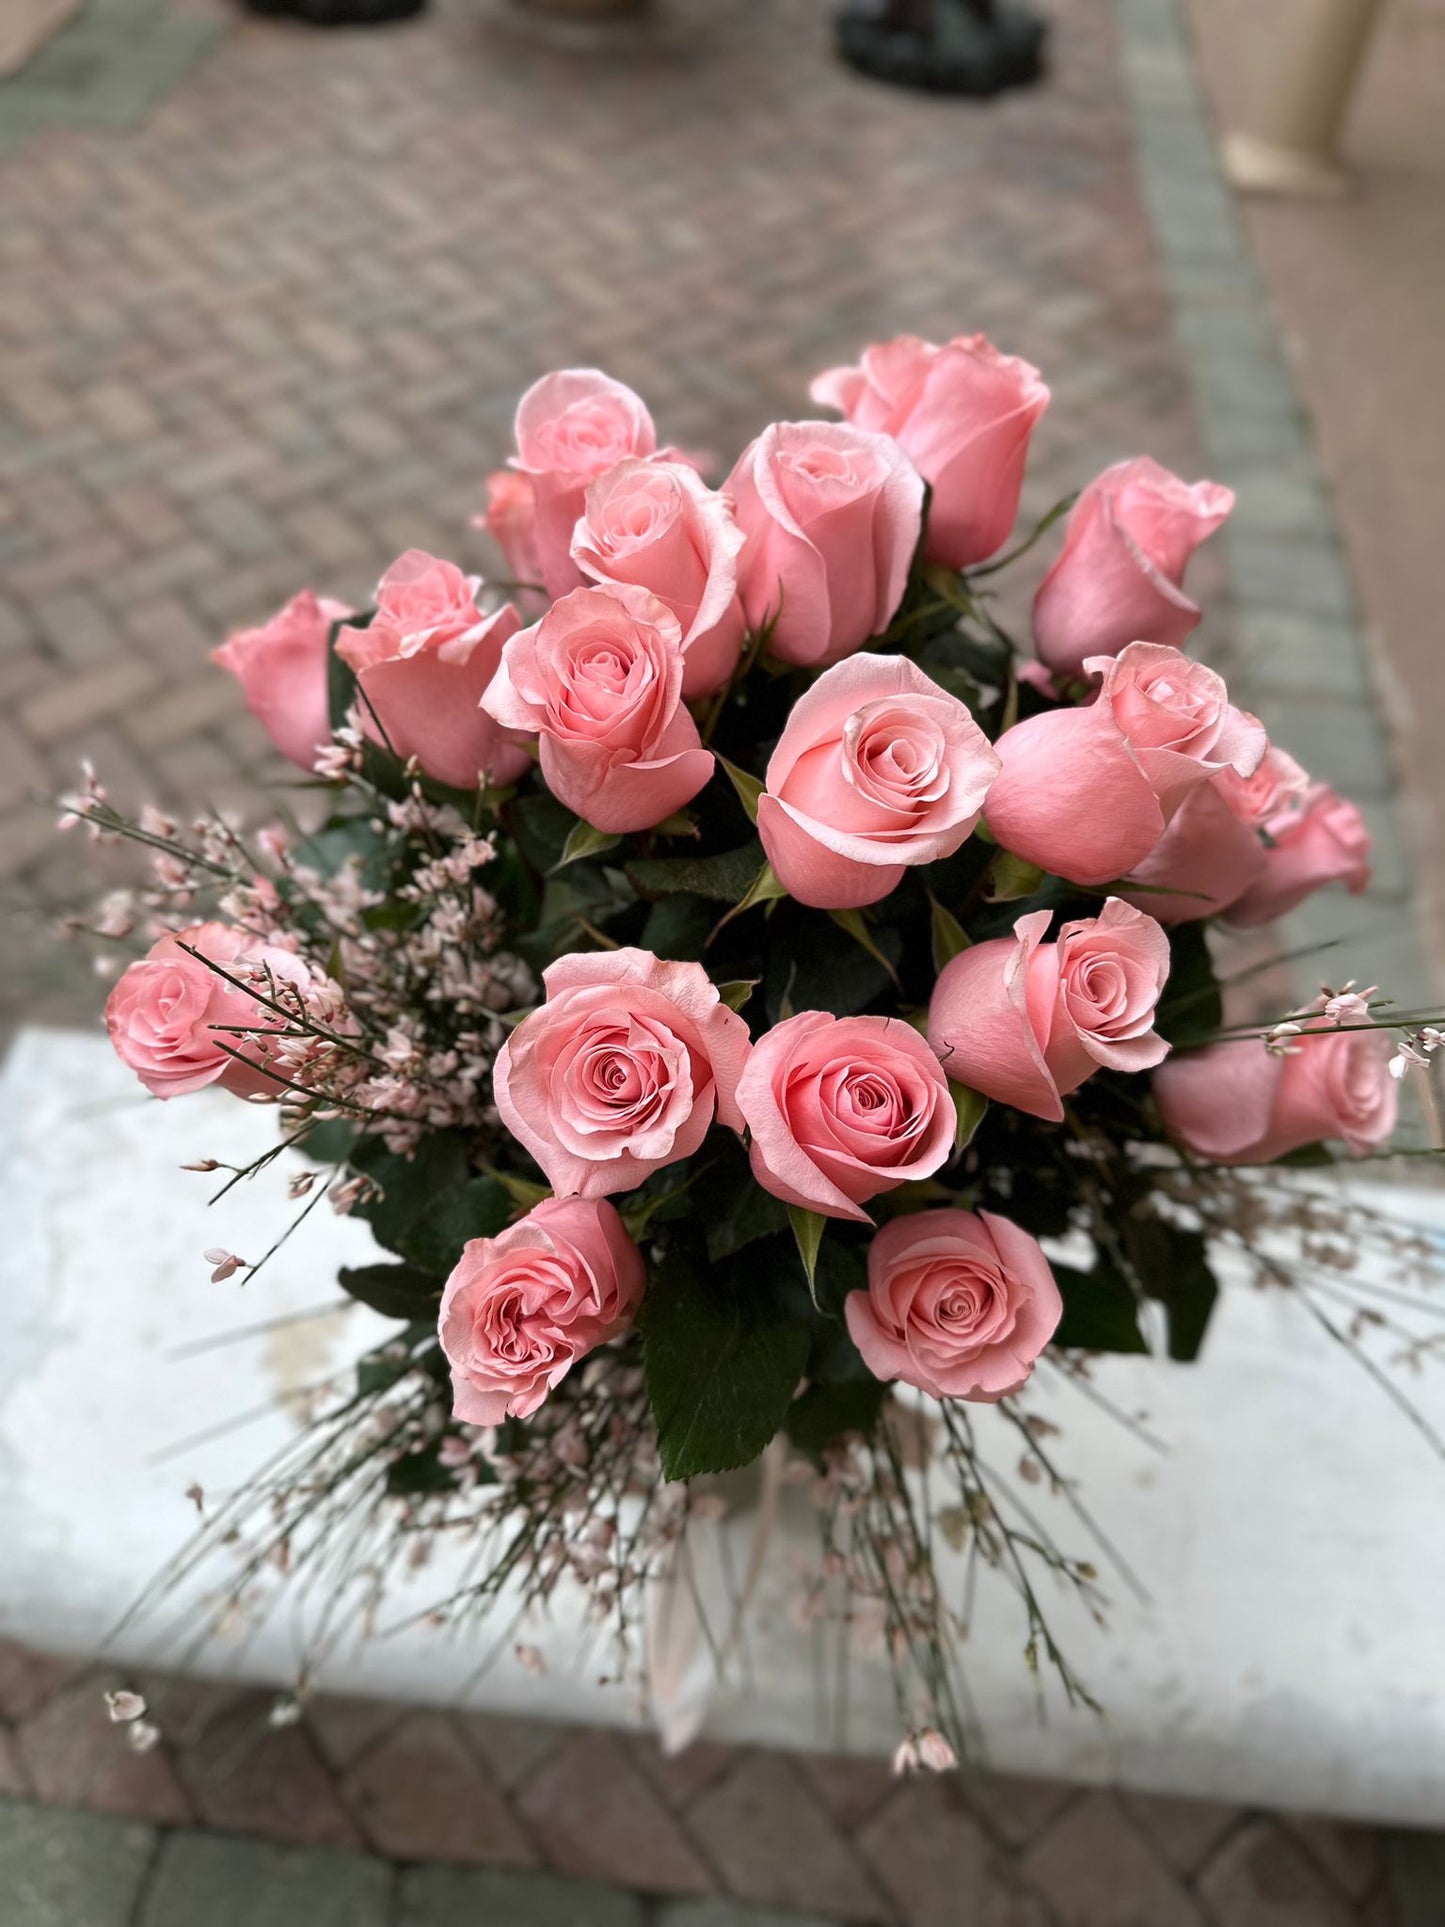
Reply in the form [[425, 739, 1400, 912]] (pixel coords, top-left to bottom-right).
[[125, 1821, 168, 1927], [1112, 0, 1437, 1009]]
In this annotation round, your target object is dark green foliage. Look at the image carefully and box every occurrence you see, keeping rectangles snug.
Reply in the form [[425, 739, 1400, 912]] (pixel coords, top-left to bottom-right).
[[1051, 1261, 1149, 1354], [348, 1131, 473, 1264], [786, 1378, 888, 1459], [401, 1173, 511, 1277], [339, 1261, 443, 1320], [626, 844, 766, 904], [643, 1234, 811, 1481], [690, 1136, 790, 1261], [1155, 921, 1224, 1048], [1120, 1216, 1218, 1362]]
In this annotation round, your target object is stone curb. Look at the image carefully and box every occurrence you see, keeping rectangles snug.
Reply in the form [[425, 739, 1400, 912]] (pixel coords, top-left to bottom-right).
[[1114, 0, 1435, 1010]]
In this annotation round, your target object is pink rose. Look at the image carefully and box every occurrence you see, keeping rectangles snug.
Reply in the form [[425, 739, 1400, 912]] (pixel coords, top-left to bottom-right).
[[758, 654, 999, 910], [571, 458, 745, 699], [1154, 1020, 1396, 1163], [213, 589, 350, 774], [336, 551, 531, 793], [736, 1012, 954, 1222], [1117, 782, 1268, 923], [984, 642, 1267, 886], [1119, 745, 1307, 922], [1032, 458, 1234, 678], [439, 1197, 645, 1425], [511, 369, 657, 597], [811, 333, 1049, 569], [105, 921, 312, 1101], [928, 898, 1171, 1121], [846, 1208, 1062, 1402], [1225, 783, 1372, 929], [475, 468, 545, 604], [482, 583, 714, 833], [725, 421, 924, 668], [493, 947, 752, 1198]]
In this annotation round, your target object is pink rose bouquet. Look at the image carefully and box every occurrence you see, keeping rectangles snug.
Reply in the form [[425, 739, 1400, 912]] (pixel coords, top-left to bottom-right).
[[73, 345, 1430, 1774]]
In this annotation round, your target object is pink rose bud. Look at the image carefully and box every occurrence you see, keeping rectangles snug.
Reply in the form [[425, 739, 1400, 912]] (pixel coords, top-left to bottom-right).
[[984, 642, 1267, 887], [482, 582, 714, 834], [810, 333, 1049, 569], [846, 1208, 1063, 1402], [725, 421, 924, 668], [1119, 745, 1307, 922], [1032, 458, 1234, 678], [439, 1197, 645, 1424], [105, 922, 313, 1101], [571, 458, 746, 700], [758, 654, 999, 910], [1154, 1020, 1396, 1163], [492, 948, 752, 1198], [736, 1012, 954, 1222], [928, 898, 1171, 1121], [336, 551, 531, 793], [1224, 783, 1372, 929], [475, 468, 545, 604], [213, 589, 351, 774], [511, 368, 658, 598]]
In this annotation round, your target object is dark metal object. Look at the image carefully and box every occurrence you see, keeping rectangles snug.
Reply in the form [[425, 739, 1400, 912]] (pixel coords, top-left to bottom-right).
[[834, 0, 1048, 97], [238, 0, 426, 23]]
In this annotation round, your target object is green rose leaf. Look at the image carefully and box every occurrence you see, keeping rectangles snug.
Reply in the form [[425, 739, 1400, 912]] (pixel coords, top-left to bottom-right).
[[643, 1239, 810, 1481], [1050, 1261, 1148, 1355], [985, 850, 1047, 903], [349, 1131, 473, 1262], [1155, 921, 1224, 1048], [340, 1261, 442, 1321], [950, 1082, 989, 1153], [929, 893, 972, 972], [718, 755, 765, 825], [786, 1378, 888, 1460], [555, 819, 623, 869], [1123, 1216, 1220, 1362], [400, 1173, 513, 1276], [626, 843, 767, 904], [788, 1203, 827, 1308]]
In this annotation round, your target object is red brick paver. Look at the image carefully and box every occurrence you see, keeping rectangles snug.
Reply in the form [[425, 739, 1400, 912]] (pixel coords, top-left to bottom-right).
[[1, 0, 1207, 1035], [0, 1642, 1403, 1924]]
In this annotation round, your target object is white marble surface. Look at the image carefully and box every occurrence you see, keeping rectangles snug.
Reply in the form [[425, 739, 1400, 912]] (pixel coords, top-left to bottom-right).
[[3, 1025, 1444, 1823]]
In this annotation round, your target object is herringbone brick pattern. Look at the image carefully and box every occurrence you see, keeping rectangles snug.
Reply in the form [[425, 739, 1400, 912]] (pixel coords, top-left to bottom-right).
[[0, 1640, 1400, 1923], [0, 0, 1212, 1033]]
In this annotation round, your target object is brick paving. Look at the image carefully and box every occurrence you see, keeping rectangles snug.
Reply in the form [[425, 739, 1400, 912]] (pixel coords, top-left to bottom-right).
[[0, 0, 1207, 1035], [0, 1641, 1409, 1924]]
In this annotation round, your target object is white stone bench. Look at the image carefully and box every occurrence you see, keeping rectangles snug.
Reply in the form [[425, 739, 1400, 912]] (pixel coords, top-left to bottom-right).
[[3, 1026, 1443, 1825]]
